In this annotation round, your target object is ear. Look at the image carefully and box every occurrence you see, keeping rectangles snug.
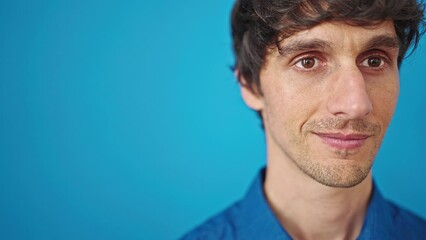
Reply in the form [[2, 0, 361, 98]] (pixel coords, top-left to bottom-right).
[[240, 77, 264, 111]]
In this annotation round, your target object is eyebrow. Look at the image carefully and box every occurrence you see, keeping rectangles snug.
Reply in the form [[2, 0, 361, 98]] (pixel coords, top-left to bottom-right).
[[277, 34, 400, 57], [278, 39, 333, 56], [362, 35, 400, 51]]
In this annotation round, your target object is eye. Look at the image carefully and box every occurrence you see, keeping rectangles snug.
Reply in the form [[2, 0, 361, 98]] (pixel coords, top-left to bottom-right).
[[295, 57, 320, 69], [360, 56, 385, 68]]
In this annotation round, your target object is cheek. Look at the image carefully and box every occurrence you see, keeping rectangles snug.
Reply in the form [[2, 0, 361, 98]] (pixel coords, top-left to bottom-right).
[[259, 66, 324, 135], [262, 84, 316, 134], [370, 80, 399, 127]]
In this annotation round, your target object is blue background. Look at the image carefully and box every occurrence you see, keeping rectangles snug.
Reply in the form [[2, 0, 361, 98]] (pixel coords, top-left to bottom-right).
[[0, 1, 425, 239]]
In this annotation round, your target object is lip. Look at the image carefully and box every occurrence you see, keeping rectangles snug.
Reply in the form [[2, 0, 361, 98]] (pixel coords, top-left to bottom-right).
[[314, 132, 371, 150]]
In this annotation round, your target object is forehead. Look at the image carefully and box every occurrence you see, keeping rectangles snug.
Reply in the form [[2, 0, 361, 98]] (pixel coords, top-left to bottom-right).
[[277, 20, 398, 54]]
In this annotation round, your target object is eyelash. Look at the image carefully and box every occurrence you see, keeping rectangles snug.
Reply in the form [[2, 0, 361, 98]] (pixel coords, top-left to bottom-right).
[[291, 52, 391, 72], [292, 54, 325, 72], [358, 53, 391, 72]]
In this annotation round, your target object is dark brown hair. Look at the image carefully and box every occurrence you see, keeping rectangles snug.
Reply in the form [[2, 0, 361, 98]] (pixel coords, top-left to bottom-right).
[[231, 0, 425, 94]]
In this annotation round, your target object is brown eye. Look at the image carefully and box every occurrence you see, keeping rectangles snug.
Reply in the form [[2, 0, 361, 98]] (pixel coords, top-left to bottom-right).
[[368, 57, 382, 67], [360, 56, 385, 68], [301, 58, 316, 68], [296, 57, 319, 69]]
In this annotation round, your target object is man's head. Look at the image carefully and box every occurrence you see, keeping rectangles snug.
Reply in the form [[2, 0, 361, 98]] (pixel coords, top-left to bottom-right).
[[231, 0, 424, 188], [232, 0, 424, 94]]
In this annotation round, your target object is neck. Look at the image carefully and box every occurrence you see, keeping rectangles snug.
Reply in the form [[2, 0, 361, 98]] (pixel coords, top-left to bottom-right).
[[264, 146, 372, 240]]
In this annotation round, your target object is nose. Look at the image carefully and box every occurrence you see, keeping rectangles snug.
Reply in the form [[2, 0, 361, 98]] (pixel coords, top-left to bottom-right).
[[327, 66, 373, 119]]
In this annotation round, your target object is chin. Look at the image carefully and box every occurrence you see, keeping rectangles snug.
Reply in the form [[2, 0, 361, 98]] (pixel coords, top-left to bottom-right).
[[296, 154, 374, 188]]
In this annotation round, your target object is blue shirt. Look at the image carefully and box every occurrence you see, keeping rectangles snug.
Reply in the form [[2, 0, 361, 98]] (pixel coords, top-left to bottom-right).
[[181, 169, 426, 240]]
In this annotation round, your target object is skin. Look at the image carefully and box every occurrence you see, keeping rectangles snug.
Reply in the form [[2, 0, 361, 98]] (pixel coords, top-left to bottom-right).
[[240, 21, 400, 240]]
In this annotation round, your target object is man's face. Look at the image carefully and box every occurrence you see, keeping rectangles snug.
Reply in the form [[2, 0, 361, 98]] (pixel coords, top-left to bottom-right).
[[242, 21, 400, 188]]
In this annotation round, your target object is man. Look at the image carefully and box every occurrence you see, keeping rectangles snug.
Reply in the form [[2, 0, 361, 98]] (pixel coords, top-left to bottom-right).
[[182, 0, 426, 239]]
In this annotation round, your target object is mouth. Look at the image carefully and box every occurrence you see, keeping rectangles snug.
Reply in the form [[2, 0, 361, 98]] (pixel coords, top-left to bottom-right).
[[313, 132, 371, 150]]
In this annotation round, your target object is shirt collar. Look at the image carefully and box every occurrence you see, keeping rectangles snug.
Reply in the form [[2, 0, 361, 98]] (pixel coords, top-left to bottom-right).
[[237, 168, 292, 239], [357, 182, 394, 239], [238, 168, 393, 239]]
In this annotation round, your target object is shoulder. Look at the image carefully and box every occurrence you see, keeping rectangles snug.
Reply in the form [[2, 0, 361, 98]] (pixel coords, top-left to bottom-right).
[[386, 201, 426, 238], [179, 201, 244, 240]]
